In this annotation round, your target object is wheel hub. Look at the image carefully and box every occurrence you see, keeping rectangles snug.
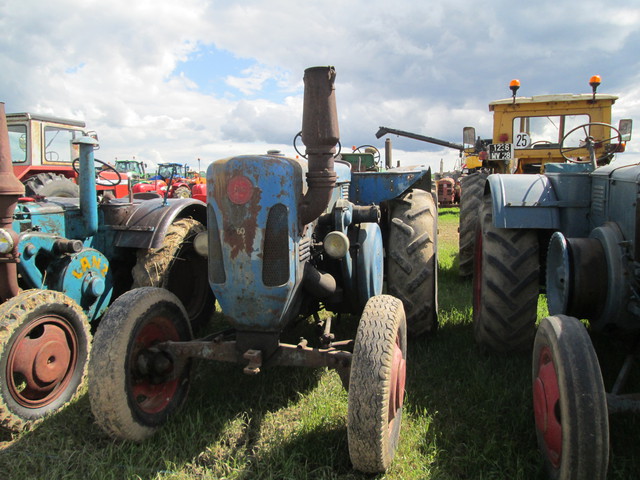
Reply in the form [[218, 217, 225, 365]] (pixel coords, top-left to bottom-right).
[[388, 338, 406, 421], [8, 317, 76, 407], [533, 347, 562, 468]]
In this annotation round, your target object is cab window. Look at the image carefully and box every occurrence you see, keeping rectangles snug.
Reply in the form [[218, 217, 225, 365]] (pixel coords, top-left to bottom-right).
[[513, 114, 590, 148], [8, 125, 27, 163], [44, 126, 80, 162]]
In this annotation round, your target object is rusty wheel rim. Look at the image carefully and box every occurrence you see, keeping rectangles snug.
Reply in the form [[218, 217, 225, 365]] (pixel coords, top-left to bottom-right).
[[388, 334, 406, 428], [130, 315, 180, 415], [533, 346, 562, 469], [6, 315, 78, 408]]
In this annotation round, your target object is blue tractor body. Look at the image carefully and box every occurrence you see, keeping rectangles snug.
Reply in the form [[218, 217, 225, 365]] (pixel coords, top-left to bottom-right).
[[86, 67, 438, 473], [472, 120, 639, 478], [206, 152, 431, 334]]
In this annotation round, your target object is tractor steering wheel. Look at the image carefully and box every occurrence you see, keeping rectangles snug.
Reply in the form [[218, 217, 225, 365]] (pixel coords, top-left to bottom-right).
[[73, 158, 124, 186], [353, 145, 381, 167], [559, 122, 622, 165]]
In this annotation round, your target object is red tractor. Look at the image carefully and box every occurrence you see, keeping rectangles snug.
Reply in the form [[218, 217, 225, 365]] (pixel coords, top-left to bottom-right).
[[7, 112, 128, 198], [132, 162, 193, 198]]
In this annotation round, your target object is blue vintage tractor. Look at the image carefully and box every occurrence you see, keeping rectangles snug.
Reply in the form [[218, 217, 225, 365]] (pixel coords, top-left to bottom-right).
[[87, 66, 438, 472], [0, 103, 214, 431], [471, 118, 637, 478]]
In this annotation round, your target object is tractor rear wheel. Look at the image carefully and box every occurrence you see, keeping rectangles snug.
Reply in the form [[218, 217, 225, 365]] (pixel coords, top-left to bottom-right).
[[23, 172, 79, 197], [473, 195, 539, 352], [458, 172, 487, 277], [89, 287, 192, 441], [532, 315, 609, 480], [0, 290, 90, 431], [132, 218, 214, 332], [386, 188, 437, 336], [348, 295, 406, 473]]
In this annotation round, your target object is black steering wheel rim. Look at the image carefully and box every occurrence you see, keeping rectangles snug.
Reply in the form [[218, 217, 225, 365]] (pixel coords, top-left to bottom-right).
[[72, 158, 124, 186], [559, 122, 622, 164]]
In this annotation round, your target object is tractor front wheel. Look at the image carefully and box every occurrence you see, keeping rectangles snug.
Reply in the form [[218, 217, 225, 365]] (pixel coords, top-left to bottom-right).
[[348, 295, 407, 473], [532, 315, 609, 480], [0, 290, 90, 431], [89, 287, 192, 441], [132, 218, 214, 332], [386, 188, 437, 336], [473, 195, 539, 352]]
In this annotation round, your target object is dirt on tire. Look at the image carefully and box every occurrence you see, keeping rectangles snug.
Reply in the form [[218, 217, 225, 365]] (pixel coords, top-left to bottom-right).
[[348, 295, 406, 473], [131, 217, 214, 330]]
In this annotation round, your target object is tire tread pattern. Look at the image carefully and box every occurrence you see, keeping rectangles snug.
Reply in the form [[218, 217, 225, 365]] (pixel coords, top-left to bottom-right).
[[348, 295, 406, 473], [386, 189, 437, 336], [474, 196, 539, 351]]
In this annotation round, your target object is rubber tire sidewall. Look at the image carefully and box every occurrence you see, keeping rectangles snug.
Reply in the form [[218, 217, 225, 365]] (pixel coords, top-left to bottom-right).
[[0, 290, 90, 431], [532, 315, 609, 480], [88, 287, 192, 441], [348, 294, 407, 473]]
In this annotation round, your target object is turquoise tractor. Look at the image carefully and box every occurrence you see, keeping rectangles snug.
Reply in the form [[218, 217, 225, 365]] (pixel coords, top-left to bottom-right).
[[0, 103, 214, 431]]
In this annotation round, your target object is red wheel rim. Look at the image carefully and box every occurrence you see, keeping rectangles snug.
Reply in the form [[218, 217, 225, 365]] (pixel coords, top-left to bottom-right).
[[533, 346, 562, 468], [130, 315, 181, 415], [388, 335, 406, 425], [6, 315, 78, 408]]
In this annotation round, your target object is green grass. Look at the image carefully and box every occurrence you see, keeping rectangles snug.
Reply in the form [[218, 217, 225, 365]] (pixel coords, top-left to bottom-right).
[[0, 207, 638, 479]]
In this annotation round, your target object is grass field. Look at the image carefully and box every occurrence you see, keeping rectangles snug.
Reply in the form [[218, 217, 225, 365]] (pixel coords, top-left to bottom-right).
[[0, 207, 638, 479]]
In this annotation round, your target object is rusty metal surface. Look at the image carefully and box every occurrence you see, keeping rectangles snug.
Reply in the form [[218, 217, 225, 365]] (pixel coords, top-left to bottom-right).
[[158, 339, 352, 371], [0, 103, 26, 300], [207, 155, 305, 331], [298, 66, 339, 227]]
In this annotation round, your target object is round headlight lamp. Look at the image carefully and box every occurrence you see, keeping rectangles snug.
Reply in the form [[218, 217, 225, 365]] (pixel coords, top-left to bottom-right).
[[324, 231, 350, 259]]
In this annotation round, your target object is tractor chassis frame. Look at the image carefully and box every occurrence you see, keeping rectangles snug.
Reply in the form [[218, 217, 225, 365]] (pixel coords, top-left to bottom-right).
[[149, 333, 353, 378]]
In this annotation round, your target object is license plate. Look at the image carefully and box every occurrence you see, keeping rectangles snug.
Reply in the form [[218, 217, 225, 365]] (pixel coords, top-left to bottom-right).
[[488, 143, 514, 160]]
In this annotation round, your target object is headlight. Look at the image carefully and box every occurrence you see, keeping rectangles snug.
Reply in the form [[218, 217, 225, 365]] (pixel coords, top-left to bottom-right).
[[324, 231, 350, 259], [193, 231, 208, 257]]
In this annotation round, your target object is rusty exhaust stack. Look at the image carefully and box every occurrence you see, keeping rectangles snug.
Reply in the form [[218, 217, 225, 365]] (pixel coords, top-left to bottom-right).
[[299, 66, 339, 227], [0, 103, 25, 301]]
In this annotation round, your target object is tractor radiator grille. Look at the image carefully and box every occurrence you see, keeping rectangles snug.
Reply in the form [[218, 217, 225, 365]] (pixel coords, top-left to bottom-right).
[[341, 183, 349, 200], [207, 205, 226, 284], [299, 237, 311, 262], [262, 203, 289, 286], [592, 184, 606, 217]]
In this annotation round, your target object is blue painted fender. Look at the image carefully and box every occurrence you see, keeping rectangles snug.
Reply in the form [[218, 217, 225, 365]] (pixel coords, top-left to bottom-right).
[[486, 174, 560, 229]]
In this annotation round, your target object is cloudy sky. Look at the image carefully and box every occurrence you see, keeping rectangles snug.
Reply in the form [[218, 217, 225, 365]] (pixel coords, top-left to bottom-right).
[[2, 0, 639, 172]]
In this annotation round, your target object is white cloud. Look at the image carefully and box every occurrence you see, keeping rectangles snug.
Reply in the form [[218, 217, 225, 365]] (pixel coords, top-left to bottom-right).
[[0, 0, 638, 173]]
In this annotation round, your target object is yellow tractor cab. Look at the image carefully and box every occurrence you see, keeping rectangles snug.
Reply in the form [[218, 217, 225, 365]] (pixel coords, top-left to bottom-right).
[[469, 76, 631, 174]]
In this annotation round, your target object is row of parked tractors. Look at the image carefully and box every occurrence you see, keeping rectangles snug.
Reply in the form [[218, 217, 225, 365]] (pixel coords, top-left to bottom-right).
[[0, 67, 638, 478]]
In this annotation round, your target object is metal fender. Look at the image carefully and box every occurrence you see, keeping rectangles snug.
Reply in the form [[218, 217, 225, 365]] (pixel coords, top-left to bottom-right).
[[112, 197, 207, 249], [349, 167, 431, 205], [486, 174, 560, 229]]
